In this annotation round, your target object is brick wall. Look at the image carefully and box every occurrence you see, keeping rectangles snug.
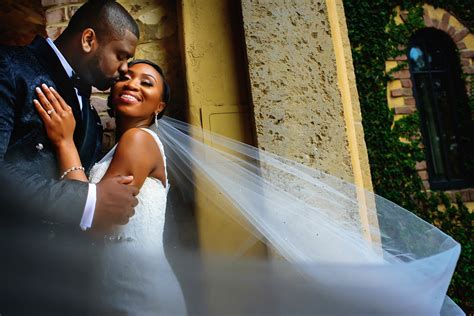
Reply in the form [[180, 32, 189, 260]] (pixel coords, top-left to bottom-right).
[[386, 4, 474, 205]]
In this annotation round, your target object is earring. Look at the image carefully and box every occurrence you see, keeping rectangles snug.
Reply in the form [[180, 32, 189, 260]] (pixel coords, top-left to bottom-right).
[[155, 113, 159, 127]]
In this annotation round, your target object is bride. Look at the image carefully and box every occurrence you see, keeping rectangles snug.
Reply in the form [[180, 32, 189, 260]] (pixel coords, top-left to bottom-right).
[[35, 59, 463, 315], [34, 59, 186, 314]]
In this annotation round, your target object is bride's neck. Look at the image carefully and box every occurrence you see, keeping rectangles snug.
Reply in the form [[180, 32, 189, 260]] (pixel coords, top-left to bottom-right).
[[115, 117, 152, 139]]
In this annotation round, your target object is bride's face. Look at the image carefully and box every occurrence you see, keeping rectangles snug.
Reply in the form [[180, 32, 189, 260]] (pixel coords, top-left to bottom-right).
[[111, 63, 165, 122]]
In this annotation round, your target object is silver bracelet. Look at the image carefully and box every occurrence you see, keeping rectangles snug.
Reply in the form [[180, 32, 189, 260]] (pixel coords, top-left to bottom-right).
[[59, 166, 85, 180]]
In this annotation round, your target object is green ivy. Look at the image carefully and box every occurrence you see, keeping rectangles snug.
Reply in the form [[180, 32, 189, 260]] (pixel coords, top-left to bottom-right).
[[344, 0, 473, 312]]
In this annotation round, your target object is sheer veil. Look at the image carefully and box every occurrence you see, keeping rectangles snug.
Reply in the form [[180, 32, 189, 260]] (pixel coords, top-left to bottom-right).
[[156, 116, 464, 315]]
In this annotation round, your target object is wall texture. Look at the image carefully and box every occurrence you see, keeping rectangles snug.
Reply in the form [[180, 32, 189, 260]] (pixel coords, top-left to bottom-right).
[[241, 0, 354, 181]]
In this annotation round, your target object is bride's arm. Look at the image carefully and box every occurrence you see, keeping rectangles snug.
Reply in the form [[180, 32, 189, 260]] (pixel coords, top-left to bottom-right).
[[34, 84, 88, 182], [101, 128, 165, 190]]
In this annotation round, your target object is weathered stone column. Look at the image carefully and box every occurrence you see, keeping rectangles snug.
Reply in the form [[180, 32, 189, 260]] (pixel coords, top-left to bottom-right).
[[241, 0, 372, 189]]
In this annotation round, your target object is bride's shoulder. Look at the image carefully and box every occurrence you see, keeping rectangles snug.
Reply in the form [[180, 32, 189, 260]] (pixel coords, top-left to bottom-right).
[[118, 127, 156, 145], [115, 128, 161, 158]]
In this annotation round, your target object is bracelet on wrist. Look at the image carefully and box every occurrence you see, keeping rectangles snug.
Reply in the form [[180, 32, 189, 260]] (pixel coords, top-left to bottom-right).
[[59, 166, 85, 180]]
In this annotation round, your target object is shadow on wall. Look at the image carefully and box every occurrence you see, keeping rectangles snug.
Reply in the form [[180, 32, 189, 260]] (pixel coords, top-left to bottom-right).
[[0, 0, 46, 46]]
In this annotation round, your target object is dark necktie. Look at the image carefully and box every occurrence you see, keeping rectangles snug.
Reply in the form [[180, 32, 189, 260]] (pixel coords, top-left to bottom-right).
[[71, 74, 91, 99], [71, 74, 92, 121]]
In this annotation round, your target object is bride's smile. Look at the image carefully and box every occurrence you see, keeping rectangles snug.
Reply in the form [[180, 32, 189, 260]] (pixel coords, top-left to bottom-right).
[[112, 63, 166, 124]]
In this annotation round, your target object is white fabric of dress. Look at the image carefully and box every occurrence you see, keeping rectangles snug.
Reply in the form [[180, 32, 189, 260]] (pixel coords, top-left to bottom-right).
[[89, 128, 187, 315]]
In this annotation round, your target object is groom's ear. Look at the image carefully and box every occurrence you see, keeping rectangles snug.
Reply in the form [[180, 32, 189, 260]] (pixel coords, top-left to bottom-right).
[[81, 28, 97, 54]]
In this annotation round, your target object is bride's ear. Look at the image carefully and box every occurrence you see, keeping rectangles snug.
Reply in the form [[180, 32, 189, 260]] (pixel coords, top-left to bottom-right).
[[155, 101, 166, 114]]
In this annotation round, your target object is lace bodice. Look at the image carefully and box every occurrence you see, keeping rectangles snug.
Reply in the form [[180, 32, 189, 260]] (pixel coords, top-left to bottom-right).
[[89, 128, 169, 242]]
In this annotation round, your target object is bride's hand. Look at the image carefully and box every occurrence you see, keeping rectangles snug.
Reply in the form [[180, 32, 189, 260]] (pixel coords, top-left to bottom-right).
[[34, 84, 76, 148]]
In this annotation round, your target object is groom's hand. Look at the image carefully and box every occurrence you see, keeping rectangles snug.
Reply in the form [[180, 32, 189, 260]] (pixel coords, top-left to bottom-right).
[[93, 175, 139, 229]]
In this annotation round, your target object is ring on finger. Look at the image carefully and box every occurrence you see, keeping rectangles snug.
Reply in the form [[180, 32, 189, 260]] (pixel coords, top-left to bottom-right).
[[47, 109, 55, 115]]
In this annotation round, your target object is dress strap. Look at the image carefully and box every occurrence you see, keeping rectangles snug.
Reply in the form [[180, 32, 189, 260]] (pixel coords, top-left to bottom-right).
[[139, 128, 168, 184]]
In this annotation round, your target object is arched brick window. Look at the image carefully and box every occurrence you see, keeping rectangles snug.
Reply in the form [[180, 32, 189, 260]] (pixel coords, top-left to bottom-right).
[[408, 28, 474, 190]]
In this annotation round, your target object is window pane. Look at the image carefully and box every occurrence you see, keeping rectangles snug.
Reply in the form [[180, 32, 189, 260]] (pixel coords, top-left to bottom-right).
[[413, 73, 445, 179], [409, 46, 427, 72]]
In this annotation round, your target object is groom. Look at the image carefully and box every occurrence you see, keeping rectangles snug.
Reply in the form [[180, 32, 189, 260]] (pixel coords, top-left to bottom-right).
[[0, 0, 140, 312]]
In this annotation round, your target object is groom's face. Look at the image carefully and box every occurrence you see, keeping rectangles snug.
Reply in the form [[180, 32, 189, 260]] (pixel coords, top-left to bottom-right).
[[86, 30, 138, 91]]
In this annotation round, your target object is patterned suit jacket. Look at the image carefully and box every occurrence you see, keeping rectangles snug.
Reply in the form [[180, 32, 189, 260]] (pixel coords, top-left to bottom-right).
[[0, 36, 102, 226]]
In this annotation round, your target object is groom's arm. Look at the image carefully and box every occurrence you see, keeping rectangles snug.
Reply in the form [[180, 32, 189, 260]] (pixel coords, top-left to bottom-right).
[[0, 56, 88, 225]]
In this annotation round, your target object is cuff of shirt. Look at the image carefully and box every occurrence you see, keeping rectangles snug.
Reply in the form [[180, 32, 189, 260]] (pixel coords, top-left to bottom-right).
[[80, 183, 96, 231]]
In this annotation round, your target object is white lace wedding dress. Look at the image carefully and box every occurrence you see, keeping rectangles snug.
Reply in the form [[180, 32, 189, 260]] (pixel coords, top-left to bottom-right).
[[89, 128, 187, 315]]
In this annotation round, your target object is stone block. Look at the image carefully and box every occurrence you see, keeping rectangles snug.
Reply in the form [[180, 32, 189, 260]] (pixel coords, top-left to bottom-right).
[[394, 106, 414, 115], [460, 50, 474, 58], [401, 79, 412, 88], [460, 189, 471, 202], [404, 97, 416, 106], [439, 12, 450, 31], [418, 170, 429, 180], [391, 88, 412, 97], [431, 19, 439, 28], [415, 161, 427, 170], [456, 41, 467, 50], [453, 28, 469, 42], [447, 26, 456, 37], [423, 14, 432, 27], [392, 70, 411, 79], [45, 7, 67, 24], [422, 180, 430, 190]]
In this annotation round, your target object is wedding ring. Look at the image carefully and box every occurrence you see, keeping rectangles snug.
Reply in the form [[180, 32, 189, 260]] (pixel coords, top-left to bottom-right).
[[47, 109, 55, 115]]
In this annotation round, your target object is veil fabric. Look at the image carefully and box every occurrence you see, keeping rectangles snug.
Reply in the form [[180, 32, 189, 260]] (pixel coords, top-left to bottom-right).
[[156, 116, 464, 315]]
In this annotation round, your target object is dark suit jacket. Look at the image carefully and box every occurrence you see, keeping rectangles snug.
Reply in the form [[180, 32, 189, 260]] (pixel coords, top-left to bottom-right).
[[0, 36, 102, 226], [0, 36, 104, 314]]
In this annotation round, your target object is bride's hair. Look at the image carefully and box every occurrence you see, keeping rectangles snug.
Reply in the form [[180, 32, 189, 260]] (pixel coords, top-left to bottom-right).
[[107, 59, 171, 120]]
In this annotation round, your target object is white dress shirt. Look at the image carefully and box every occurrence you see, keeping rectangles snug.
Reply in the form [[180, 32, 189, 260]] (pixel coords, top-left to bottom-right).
[[46, 38, 96, 230]]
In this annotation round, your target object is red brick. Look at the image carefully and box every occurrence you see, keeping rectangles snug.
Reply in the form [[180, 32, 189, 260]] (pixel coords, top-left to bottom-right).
[[447, 26, 456, 37], [470, 189, 474, 201], [453, 28, 469, 42], [391, 88, 412, 97], [404, 97, 416, 106], [401, 79, 413, 88], [395, 54, 407, 61], [461, 58, 471, 67], [423, 180, 430, 190], [439, 13, 450, 31], [418, 170, 429, 180], [456, 41, 467, 50], [432, 19, 439, 28], [394, 106, 415, 114], [462, 66, 474, 75], [460, 50, 474, 58], [460, 189, 471, 202], [392, 70, 411, 79], [423, 14, 433, 27], [415, 161, 427, 170]]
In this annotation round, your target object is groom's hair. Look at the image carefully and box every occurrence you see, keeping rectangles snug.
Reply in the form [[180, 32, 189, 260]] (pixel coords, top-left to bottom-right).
[[64, 0, 139, 41]]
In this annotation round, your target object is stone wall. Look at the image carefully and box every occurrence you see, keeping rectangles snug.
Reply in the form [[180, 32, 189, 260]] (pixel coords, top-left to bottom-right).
[[241, 0, 354, 181], [41, 0, 185, 152]]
